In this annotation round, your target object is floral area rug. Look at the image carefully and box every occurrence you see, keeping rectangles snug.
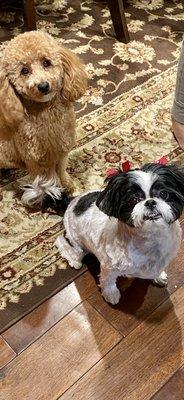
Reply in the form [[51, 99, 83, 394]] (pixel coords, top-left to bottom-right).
[[0, 0, 183, 332]]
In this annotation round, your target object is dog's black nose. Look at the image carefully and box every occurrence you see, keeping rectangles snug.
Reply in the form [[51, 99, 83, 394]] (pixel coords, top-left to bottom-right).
[[37, 82, 50, 94], [145, 199, 157, 210]]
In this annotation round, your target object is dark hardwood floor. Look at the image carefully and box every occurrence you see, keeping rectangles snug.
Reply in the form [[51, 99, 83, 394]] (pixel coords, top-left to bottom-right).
[[0, 220, 184, 399]]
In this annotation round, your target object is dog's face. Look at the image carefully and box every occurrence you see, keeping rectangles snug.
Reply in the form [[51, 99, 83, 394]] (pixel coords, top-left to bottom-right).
[[2, 31, 87, 104], [3, 32, 64, 102], [96, 164, 184, 227]]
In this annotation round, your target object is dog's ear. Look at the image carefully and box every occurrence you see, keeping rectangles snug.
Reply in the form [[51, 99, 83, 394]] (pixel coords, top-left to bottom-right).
[[96, 173, 128, 218], [162, 164, 184, 199], [0, 71, 24, 140], [143, 163, 184, 199], [59, 45, 88, 102]]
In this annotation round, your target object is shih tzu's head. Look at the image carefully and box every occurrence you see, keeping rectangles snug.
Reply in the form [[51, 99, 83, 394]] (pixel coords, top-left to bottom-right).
[[96, 163, 184, 227]]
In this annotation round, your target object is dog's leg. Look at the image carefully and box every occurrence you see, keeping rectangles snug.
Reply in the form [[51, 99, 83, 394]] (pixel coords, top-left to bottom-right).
[[100, 266, 121, 305], [55, 235, 85, 270], [0, 140, 23, 169], [56, 152, 74, 194], [153, 271, 168, 287], [22, 162, 61, 206]]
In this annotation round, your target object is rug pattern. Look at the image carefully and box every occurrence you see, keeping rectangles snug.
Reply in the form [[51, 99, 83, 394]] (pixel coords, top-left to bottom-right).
[[0, 0, 183, 325]]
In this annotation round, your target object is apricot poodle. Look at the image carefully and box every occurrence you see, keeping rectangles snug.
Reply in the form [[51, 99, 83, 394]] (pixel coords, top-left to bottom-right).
[[0, 30, 87, 205]]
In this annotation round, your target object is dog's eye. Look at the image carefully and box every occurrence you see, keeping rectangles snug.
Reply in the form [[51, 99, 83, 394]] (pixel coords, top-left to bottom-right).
[[43, 59, 52, 68], [21, 66, 30, 76], [130, 194, 142, 205], [160, 190, 169, 200]]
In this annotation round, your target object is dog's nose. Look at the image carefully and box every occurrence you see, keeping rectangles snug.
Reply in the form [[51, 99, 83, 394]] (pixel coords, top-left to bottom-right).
[[145, 199, 157, 210], [37, 82, 50, 94]]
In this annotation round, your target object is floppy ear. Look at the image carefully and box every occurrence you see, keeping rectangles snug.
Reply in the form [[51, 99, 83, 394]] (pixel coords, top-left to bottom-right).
[[164, 164, 184, 199], [143, 163, 184, 198], [59, 45, 88, 102], [0, 71, 24, 140], [96, 173, 127, 218]]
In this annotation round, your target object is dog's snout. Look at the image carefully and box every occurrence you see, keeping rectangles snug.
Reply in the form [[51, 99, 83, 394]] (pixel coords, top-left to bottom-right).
[[37, 82, 50, 94], [145, 199, 157, 210]]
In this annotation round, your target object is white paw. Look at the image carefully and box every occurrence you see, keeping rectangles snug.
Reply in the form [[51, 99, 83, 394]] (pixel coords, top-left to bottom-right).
[[54, 236, 82, 270], [102, 287, 121, 305], [70, 260, 83, 270], [153, 271, 168, 287]]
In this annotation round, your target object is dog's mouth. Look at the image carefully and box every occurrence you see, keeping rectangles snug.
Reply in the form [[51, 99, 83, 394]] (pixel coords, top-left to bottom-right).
[[21, 91, 56, 103], [37, 92, 54, 102], [143, 211, 161, 221]]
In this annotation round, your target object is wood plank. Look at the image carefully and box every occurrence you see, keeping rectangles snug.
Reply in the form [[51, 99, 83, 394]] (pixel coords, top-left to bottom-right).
[[0, 337, 16, 369], [60, 287, 184, 400], [88, 232, 184, 335], [0, 301, 122, 399], [2, 271, 97, 354], [151, 365, 184, 400]]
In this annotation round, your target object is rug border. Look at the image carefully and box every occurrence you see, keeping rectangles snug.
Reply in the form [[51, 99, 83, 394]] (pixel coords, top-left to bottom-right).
[[0, 265, 87, 334]]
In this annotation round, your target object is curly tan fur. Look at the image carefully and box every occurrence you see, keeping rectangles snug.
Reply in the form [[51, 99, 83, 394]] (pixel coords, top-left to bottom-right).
[[0, 72, 24, 140], [0, 31, 87, 191]]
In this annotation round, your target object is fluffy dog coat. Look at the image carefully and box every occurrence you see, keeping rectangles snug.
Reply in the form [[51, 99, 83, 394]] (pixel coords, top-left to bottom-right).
[[54, 164, 184, 304], [0, 31, 87, 201]]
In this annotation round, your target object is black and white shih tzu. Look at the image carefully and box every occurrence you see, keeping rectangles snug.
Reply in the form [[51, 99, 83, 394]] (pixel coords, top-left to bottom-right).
[[44, 162, 184, 305]]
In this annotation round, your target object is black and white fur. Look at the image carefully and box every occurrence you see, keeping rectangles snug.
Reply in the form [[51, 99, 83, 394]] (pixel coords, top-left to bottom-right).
[[47, 163, 184, 304]]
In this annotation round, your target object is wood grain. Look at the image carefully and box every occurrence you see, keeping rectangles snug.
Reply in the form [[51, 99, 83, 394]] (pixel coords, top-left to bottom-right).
[[0, 301, 122, 399], [88, 233, 184, 336], [60, 287, 184, 400], [108, 0, 130, 42], [0, 337, 16, 369], [23, 0, 37, 30], [151, 365, 184, 400], [2, 271, 97, 354]]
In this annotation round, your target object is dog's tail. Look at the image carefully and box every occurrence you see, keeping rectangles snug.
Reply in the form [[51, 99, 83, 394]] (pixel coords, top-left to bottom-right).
[[22, 176, 72, 213]]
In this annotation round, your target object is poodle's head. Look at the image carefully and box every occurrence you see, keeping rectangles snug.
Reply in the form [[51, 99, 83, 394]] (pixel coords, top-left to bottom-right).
[[2, 30, 87, 103], [0, 31, 87, 138]]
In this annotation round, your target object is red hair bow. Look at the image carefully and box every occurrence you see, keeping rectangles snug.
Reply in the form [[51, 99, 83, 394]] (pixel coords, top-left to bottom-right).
[[106, 156, 168, 178], [155, 156, 168, 165], [106, 160, 132, 178]]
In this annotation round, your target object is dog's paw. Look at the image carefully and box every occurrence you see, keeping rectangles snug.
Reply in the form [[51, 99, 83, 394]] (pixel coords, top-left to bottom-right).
[[153, 271, 168, 287], [102, 286, 121, 305], [55, 236, 83, 270], [70, 260, 83, 270]]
